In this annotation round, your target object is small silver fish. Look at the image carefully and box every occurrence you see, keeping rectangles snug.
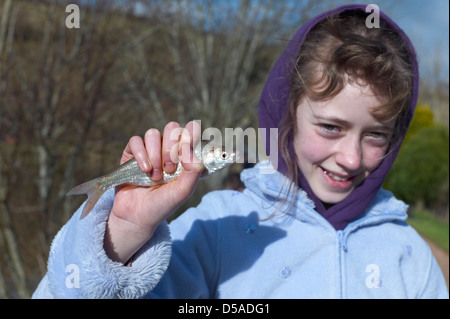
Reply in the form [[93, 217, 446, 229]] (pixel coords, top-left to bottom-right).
[[67, 141, 236, 219]]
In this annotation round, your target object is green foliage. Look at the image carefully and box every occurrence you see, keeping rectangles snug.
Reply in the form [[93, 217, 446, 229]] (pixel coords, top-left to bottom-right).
[[403, 102, 434, 144], [385, 125, 449, 210]]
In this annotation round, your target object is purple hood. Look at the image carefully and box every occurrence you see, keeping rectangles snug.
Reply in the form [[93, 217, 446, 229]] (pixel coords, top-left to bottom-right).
[[258, 4, 419, 230]]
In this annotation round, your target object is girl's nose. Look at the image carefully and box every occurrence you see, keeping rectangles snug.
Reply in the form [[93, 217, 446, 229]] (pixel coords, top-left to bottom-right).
[[335, 136, 362, 172]]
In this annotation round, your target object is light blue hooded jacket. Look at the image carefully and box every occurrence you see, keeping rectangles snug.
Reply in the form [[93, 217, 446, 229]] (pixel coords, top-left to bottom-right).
[[33, 162, 448, 299]]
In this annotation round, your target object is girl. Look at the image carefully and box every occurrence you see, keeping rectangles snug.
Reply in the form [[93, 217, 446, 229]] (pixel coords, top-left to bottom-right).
[[33, 4, 448, 298]]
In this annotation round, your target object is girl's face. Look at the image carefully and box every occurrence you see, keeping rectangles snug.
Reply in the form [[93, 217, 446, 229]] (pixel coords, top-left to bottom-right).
[[293, 81, 395, 205]]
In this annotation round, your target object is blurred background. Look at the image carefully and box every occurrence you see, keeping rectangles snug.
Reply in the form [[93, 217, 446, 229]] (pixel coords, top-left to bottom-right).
[[0, 0, 448, 298]]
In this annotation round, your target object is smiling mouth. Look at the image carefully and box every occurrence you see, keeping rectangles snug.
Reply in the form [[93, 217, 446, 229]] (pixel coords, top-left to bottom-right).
[[322, 169, 352, 182]]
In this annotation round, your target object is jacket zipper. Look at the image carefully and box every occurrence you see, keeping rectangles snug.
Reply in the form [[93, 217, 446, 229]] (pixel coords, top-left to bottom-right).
[[337, 230, 348, 298]]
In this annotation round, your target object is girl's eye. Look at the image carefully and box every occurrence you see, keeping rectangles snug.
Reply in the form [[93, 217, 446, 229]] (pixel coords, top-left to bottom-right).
[[320, 124, 341, 133], [366, 132, 391, 146], [367, 132, 390, 141], [368, 132, 384, 139]]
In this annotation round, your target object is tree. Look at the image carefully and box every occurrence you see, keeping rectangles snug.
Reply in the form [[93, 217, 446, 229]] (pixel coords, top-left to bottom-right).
[[0, 0, 151, 297], [385, 125, 449, 214], [126, 0, 321, 129], [403, 102, 435, 144]]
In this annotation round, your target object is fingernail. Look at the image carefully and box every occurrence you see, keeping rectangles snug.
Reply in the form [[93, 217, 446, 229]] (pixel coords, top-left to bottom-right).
[[164, 162, 175, 173], [151, 168, 162, 181], [141, 160, 150, 172]]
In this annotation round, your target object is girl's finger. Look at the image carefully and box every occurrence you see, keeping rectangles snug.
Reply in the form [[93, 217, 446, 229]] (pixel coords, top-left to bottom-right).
[[144, 128, 162, 181], [179, 121, 203, 171], [123, 135, 151, 172], [162, 122, 182, 174]]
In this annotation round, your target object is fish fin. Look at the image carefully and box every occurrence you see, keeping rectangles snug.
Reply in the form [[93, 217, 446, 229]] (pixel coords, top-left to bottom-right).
[[67, 178, 105, 219]]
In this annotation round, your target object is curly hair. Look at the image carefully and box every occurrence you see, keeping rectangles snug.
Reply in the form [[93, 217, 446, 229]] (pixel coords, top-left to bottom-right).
[[276, 9, 415, 213]]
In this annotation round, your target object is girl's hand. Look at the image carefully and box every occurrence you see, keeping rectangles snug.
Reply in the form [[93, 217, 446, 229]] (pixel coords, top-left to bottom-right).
[[104, 121, 203, 264]]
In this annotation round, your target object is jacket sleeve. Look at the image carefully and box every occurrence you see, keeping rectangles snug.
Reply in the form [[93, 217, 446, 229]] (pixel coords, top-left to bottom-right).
[[144, 192, 224, 298], [32, 189, 172, 299], [418, 249, 449, 299]]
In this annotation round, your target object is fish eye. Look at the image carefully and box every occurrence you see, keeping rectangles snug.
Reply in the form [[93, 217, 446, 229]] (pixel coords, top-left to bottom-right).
[[221, 152, 229, 160]]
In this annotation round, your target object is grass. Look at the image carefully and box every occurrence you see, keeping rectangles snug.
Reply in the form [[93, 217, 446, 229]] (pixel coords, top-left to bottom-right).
[[408, 208, 449, 252]]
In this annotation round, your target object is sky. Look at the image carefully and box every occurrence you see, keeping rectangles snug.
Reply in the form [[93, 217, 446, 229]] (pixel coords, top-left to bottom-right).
[[354, 0, 449, 86]]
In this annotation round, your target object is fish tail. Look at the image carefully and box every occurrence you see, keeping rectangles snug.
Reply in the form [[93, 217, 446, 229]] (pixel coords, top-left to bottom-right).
[[67, 177, 105, 219]]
